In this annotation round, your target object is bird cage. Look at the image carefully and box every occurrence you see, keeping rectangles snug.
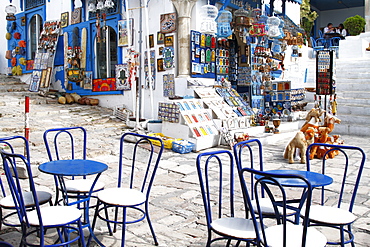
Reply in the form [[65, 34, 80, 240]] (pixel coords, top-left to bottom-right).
[[234, 7, 252, 27], [216, 10, 232, 38], [200, 4, 219, 34]]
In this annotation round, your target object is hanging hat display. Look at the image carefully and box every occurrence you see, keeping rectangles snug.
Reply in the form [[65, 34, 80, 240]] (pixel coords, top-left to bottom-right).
[[11, 57, 17, 67], [13, 32, 21, 39], [12, 65, 23, 76], [18, 40, 26, 47], [19, 57, 27, 65], [216, 10, 232, 38], [6, 32, 11, 40]]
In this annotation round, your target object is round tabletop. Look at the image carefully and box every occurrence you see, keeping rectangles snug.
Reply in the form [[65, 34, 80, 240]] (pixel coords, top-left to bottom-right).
[[39, 159, 108, 176], [258, 169, 333, 188]]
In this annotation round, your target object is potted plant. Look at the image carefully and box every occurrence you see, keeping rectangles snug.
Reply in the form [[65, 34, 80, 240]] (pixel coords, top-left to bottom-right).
[[343, 15, 366, 36]]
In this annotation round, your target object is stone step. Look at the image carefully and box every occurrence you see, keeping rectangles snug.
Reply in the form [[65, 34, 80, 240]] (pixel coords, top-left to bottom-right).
[[337, 97, 370, 106], [332, 122, 370, 137], [336, 112, 370, 125], [336, 72, 370, 79], [338, 104, 370, 116], [336, 81, 370, 91], [338, 91, 370, 99]]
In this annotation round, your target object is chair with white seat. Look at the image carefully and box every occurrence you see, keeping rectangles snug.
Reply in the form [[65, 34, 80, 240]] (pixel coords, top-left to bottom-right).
[[43, 127, 105, 206], [306, 143, 366, 246], [233, 139, 297, 219], [92, 132, 164, 247], [239, 167, 327, 247], [0, 136, 52, 230], [0, 149, 86, 247], [196, 150, 258, 247]]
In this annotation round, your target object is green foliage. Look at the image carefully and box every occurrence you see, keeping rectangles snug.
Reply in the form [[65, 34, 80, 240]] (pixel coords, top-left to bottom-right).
[[300, 0, 318, 36], [343, 15, 366, 36]]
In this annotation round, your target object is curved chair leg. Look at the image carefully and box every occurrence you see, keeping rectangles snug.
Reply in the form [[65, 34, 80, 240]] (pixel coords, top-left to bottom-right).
[[145, 203, 158, 245]]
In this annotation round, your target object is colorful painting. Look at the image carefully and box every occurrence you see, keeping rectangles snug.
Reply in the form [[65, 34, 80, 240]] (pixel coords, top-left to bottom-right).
[[160, 13, 177, 34], [92, 78, 117, 92], [164, 35, 174, 47], [163, 74, 175, 97], [71, 7, 82, 25], [118, 19, 134, 47], [60, 12, 69, 28], [163, 47, 175, 69], [157, 32, 164, 45], [83, 71, 93, 90], [29, 70, 42, 92], [144, 50, 156, 90], [116, 64, 131, 90]]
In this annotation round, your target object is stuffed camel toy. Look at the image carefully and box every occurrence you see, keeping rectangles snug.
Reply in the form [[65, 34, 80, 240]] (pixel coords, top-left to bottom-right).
[[284, 127, 316, 164]]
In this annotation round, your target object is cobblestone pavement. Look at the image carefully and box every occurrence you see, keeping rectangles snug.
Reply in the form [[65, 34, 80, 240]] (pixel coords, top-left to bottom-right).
[[0, 80, 369, 246]]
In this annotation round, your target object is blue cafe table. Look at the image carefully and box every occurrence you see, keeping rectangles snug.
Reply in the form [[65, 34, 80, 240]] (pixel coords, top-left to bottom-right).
[[256, 169, 333, 223], [39, 159, 108, 246]]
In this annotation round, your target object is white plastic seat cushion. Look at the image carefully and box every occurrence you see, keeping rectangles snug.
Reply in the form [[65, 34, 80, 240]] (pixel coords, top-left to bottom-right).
[[211, 217, 257, 240], [0, 191, 52, 208], [98, 188, 146, 206], [308, 205, 356, 225], [251, 198, 297, 216], [265, 224, 327, 247], [27, 206, 82, 226], [63, 179, 105, 193]]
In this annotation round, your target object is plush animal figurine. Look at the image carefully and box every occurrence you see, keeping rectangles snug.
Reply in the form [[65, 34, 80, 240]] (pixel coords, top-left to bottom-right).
[[308, 127, 331, 160], [300, 108, 325, 132], [322, 113, 341, 134], [284, 127, 316, 164]]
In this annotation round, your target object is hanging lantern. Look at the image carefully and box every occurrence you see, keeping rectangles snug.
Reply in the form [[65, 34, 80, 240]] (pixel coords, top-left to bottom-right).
[[5, 5, 17, 21], [104, 0, 114, 9], [216, 10, 232, 38], [96, 0, 104, 11], [88, 0, 96, 12], [200, 4, 218, 34], [267, 16, 281, 38]]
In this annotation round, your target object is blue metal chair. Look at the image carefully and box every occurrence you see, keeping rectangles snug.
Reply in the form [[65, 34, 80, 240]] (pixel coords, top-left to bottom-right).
[[43, 127, 105, 206], [239, 167, 327, 247], [306, 143, 366, 247], [310, 37, 325, 58], [0, 149, 86, 247], [233, 139, 298, 218], [196, 150, 257, 247], [92, 132, 164, 247], [329, 37, 341, 59], [0, 241, 14, 247], [0, 136, 52, 230]]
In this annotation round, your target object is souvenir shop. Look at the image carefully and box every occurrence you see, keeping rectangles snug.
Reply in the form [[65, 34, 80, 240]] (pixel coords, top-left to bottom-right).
[[4, 0, 308, 151]]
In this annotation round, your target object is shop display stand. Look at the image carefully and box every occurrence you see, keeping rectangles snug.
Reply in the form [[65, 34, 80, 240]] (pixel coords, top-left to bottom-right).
[[31, 21, 61, 93], [161, 97, 219, 151], [315, 50, 336, 114]]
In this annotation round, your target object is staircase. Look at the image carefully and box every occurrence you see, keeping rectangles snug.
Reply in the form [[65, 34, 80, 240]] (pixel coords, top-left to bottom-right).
[[333, 58, 370, 136]]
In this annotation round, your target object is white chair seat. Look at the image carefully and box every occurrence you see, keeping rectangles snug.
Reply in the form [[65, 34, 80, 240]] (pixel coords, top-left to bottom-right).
[[265, 224, 327, 247], [211, 217, 257, 240], [98, 188, 145, 206], [63, 179, 105, 193], [27, 206, 82, 226], [251, 198, 297, 216], [308, 205, 356, 225], [0, 191, 52, 208]]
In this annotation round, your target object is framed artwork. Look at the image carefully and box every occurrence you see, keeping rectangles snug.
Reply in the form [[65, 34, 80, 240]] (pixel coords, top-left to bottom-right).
[[26, 60, 34, 71], [29, 70, 42, 92], [115, 64, 131, 90], [163, 47, 175, 69], [164, 35, 174, 47], [159, 47, 164, 56], [118, 19, 134, 47], [157, 32, 164, 45], [157, 58, 165, 72], [144, 50, 156, 90], [149, 34, 154, 48], [83, 71, 93, 90], [60, 12, 69, 28], [163, 74, 175, 97], [92, 78, 117, 92], [160, 13, 177, 34], [71, 7, 82, 25]]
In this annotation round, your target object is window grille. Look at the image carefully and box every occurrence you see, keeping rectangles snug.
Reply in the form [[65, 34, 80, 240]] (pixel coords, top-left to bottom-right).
[[25, 0, 46, 10]]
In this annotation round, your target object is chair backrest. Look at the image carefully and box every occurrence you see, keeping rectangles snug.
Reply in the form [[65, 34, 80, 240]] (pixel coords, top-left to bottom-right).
[[330, 37, 341, 46], [196, 150, 243, 227], [233, 139, 264, 200], [0, 149, 41, 229], [318, 29, 323, 38], [118, 132, 164, 198], [239, 167, 313, 247], [316, 38, 326, 47], [306, 143, 366, 212], [0, 136, 31, 197], [43, 127, 87, 161]]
